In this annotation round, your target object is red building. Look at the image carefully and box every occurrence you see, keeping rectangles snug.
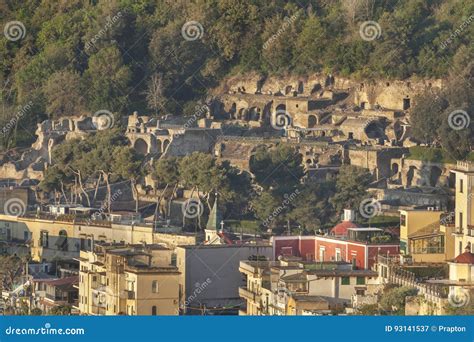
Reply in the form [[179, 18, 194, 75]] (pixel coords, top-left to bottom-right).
[[272, 227, 399, 270]]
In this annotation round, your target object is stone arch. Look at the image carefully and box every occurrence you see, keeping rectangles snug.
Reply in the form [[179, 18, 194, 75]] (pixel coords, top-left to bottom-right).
[[229, 103, 237, 119], [162, 139, 170, 153], [134, 138, 149, 155], [297, 81, 304, 94], [156, 139, 162, 153], [407, 166, 418, 187], [364, 121, 385, 140], [428, 165, 442, 187], [391, 163, 399, 176], [308, 115, 317, 128], [275, 103, 287, 113]]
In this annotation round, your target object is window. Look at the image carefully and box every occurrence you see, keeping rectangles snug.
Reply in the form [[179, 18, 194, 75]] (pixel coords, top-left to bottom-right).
[[171, 253, 177, 266], [400, 214, 406, 226], [356, 277, 366, 285], [341, 277, 350, 285], [40, 231, 49, 248], [152, 280, 159, 293], [319, 247, 325, 262], [152, 306, 157, 315], [459, 212, 463, 227], [460, 179, 464, 193], [335, 249, 341, 261], [23, 231, 29, 241]]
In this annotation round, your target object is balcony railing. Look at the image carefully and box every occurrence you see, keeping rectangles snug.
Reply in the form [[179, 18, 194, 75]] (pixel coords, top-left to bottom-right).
[[239, 287, 256, 302]]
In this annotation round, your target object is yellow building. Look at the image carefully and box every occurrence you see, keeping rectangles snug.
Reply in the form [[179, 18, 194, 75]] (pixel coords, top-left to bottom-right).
[[0, 213, 198, 262], [452, 161, 474, 255], [77, 243, 180, 315], [399, 208, 456, 263]]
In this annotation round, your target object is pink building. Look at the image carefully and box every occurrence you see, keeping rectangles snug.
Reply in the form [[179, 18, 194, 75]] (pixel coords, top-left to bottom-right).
[[272, 226, 399, 270]]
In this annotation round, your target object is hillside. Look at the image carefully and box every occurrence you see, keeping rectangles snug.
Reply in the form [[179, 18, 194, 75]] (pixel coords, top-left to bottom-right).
[[0, 0, 473, 150]]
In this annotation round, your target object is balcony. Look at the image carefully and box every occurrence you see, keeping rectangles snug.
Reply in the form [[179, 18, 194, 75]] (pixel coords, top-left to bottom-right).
[[239, 287, 257, 302], [453, 227, 464, 236]]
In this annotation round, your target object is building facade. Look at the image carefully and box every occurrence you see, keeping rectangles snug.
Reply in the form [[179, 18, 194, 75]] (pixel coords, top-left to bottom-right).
[[77, 243, 180, 316]]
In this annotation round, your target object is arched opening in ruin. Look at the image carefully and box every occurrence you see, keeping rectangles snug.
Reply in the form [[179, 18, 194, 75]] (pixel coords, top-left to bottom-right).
[[391, 163, 399, 177], [360, 102, 367, 109], [284, 86, 293, 95], [275, 103, 287, 113], [229, 103, 237, 119], [403, 97, 411, 110], [308, 115, 317, 128], [407, 166, 418, 187], [310, 83, 321, 95], [134, 138, 149, 155], [248, 107, 261, 121], [428, 166, 442, 187], [162, 139, 170, 153], [364, 122, 385, 140], [238, 108, 248, 120], [156, 140, 162, 154], [298, 81, 304, 94]]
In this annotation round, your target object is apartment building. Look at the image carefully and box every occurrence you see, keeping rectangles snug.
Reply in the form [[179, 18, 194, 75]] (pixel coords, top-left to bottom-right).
[[77, 243, 180, 316], [0, 213, 198, 262], [176, 244, 272, 315], [239, 258, 378, 315], [272, 225, 399, 270], [452, 161, 474, 255]]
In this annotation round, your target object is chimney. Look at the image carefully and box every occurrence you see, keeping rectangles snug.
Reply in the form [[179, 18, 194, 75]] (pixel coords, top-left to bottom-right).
[[343, 209, 355, 222]]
